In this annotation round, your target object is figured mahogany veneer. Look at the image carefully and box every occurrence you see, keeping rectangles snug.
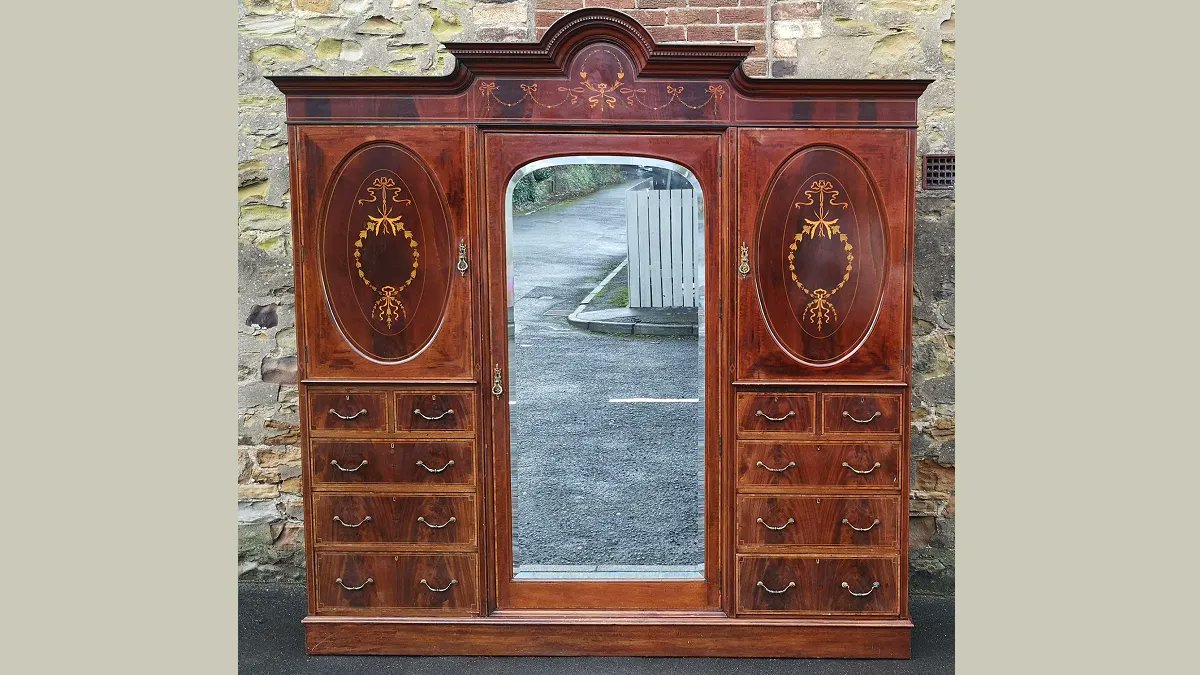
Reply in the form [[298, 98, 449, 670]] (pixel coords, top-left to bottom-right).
[[737, 556, 900, 615], [313, 494, 476, 547], [735, 496, 901, 548], [270, 7, 927, 659], [315, 553, 479, 615], [735, 393, 817, 436], [311, 440, 475, 489], [736, 441, 901, 489]]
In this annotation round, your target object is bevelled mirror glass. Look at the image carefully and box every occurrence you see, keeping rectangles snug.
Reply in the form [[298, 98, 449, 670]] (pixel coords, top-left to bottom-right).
[[505, 157, 705, 581]]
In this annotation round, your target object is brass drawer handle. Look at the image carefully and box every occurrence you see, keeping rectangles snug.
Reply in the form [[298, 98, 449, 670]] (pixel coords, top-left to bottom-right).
[[417, 516, 457, 529], [842, 518, 880, 532], [333, 515, 372, 528], [329, 408, 368, 421], [416, 459, 455, 473], [756, 410, 796, 423], [757, 517, 795, 531], [420, 578, 458, 593], [330, 459, 368, 472], [842, 410, 882, 424], [756, 581, 796, 595], [756, 460, 796, 473], [841, 580, 881, 597], [413, 408, 455, 421], [842, 461, 881, 475], [335, 577, 373, 591]]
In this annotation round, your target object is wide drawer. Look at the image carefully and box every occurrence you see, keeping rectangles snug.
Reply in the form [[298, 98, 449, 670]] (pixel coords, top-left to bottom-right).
[[394, 390, 477, 434], [311, 440, 475, 488], [735, 393, 816, 436], [821, 393, 902, 435], [308, 390, 389, 433], [736, 496, 900, 549], [737, 556, 899, 615], [314, 553, 478, 614], [737, 441, 900, 489], [313, 494, 475, 546]]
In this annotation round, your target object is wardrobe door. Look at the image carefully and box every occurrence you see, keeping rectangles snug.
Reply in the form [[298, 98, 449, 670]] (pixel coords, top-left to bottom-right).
[[735, 129, 911, 383], [293, 126, 475, 381]]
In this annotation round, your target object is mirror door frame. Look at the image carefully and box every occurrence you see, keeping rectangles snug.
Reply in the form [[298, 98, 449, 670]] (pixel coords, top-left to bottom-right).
[[481, 131, 731, 612]]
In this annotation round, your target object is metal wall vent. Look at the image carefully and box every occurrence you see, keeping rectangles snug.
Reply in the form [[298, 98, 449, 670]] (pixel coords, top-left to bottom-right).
[[923, 154, 955, 190]]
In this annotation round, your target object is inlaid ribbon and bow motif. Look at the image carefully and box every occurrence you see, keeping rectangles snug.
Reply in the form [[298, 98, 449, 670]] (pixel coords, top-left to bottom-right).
[[786, 179, 855, 332], [353, 176, 420, 330]]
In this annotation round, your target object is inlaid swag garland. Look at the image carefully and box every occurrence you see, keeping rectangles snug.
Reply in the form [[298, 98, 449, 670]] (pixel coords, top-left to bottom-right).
[[478, 78, 725, 115], [353, 175, 420, 330], [787, 179, 855, 332]]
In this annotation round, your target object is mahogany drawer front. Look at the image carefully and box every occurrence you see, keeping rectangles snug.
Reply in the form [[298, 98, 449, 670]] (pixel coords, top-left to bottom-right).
[[308, 391, 389, 433], [313, 494, 476, 546], [820, 393, 902, 435], [736, 496, 900, 549], [737, 556, 899, 616], [735, 393, 816, 436], [315, 553, 478, 614], [394, 390, 477, 434], [311, 440, 475, 488], [736, 441, 900, 489]]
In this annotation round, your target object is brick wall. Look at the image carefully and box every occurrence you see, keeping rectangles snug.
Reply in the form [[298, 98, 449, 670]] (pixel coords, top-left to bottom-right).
[[535, 0, 769, 76]]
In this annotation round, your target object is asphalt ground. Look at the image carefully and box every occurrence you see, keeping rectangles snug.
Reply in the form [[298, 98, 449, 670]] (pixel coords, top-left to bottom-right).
[[238, 582, 955, 674], [507, 180, 705, 576]]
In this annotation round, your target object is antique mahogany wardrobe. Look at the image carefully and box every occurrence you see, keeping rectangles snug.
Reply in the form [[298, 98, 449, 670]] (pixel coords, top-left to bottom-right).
[[269, 8, 929, 658]]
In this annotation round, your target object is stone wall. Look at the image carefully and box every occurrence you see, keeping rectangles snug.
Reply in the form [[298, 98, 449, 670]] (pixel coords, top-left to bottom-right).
[[237, 0, 956, 594]]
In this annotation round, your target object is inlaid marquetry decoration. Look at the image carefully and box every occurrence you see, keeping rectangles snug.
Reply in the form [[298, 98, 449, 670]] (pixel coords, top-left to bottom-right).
[[320, 142, 453, 363], [787, 179, 854, 331], [478, 45, 725, 118], [353, 175, 420, 330], [754, 145, 887, 366]]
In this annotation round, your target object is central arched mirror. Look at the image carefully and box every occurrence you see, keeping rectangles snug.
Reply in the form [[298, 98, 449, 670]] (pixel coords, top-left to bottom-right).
[[504, 156, 706, 582]]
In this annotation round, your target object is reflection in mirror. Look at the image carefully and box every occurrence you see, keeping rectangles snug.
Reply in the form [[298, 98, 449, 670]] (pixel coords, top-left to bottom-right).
[[506, 157, 705, 581]]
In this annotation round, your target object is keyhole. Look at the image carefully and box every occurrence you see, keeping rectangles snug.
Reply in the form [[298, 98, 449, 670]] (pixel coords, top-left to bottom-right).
[[345, 395, 351, 401]]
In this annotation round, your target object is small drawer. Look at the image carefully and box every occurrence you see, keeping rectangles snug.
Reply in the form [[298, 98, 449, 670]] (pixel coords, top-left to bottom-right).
[[736, 496, 900, 549], [313, 494, 475, 546], [315, 552, 478, 614], [737, 441, 900, 489], [308, 390, 389, 434], [312, 440, 475, 488], [821, 393, 902, 436], [735, 393, 816, 436], [394, 390, 476, 434], [737, 556, 899, 615]]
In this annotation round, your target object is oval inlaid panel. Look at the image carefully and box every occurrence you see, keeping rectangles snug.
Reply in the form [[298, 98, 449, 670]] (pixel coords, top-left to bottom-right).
[[755, 146, 887, 366], [320, 143, 452, 362]]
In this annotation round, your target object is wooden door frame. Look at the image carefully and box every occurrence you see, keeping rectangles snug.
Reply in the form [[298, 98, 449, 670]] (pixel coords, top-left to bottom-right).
[[479, 130, 730, 612]]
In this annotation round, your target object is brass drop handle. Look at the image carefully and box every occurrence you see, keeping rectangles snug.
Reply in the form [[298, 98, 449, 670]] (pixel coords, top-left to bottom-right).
[[756, 581, 795, 594], [738, 242, 750, 277], [492, 364, 504, 397], [333, 515, 373, 528], [841, 581, 881, 597], [417, 516, 457, 529], [336, 577, 373, 591], [420, 578, 458, 593], [457, 239, 469, 276], [416, 459, 455, 473], [756, 460, 796, 473], [842, 518, 880, 532], [756, 410, 796, 423], [413, 408, 455, 421], [842, 410, 882, 424], [329, 408, 368, 421], [330, 459, 368, 472], [757, 517, 795, 531], [842, 461, 881, 475]]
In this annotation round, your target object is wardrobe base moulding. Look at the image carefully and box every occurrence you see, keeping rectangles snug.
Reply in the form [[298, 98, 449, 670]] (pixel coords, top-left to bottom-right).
[[303, 616, 913, 658]]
